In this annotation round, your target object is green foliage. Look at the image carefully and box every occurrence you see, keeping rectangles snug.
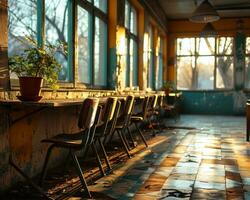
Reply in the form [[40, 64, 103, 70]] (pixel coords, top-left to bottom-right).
[[162, 80, 176, 91], [8, 41, 62, 90]]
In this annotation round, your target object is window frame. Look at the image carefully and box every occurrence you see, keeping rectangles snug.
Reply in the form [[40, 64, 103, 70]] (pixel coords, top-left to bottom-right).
[[176, 36, 235, 91], [155, 36, 164, 90], [124, 0, 138, 88], [8, 0, 109, 90], [75, 0, 108, 89]]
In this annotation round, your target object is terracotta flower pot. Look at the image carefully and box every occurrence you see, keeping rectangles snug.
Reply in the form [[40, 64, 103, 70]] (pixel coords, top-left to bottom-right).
[[18, 76, 43, 101]]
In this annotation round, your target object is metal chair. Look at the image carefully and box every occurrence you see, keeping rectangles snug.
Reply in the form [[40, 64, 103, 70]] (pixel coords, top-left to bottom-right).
[[130, 96, 150, 147], [39, 98, 100, 198], [147, 95, 159, 133], [151, 94, 165, 131], [111, 95, 135, 158], [93, 97, 118, 175]]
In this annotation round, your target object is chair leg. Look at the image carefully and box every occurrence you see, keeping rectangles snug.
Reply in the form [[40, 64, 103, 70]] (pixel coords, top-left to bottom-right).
[[91, 143, 106, 176], [127, 127, 136, 148], [121, 129, 131, 150], [135, 123, 148, 148], [117, 130, 131, 158], [39, 144, 55, 186], [70, 150, 92, 199], [148, 117, 156, 136], [97, 138, 112, 171]]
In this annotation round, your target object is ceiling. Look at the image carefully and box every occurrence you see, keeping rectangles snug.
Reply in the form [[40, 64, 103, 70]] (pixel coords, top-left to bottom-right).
[[158, 0, 250, 20]]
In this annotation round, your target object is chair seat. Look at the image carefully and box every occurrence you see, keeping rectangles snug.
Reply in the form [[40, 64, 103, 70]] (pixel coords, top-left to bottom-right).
[[41, 132, 87, 148]]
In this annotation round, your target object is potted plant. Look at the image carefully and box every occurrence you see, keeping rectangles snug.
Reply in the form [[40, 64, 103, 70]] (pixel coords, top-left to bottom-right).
[[162, 80, 176, 96], [8, 43, 62, 101]]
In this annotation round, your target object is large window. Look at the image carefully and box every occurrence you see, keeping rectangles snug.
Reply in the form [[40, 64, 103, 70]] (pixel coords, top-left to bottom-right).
[[124, 0, 138, 87], [45, 0, 69, 81], [147, 25, 154, 89], [155, 37, 163, 90], [177, 37, 234, 90], [77, 0, 107, 87], [8, 0, 108, 88], [8, 0, 37, 56], [245, 37, 250, 88]]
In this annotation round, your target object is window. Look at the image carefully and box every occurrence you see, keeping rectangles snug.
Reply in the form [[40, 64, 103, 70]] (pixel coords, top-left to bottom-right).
[[77, 0, 108, 87], [147, 25, 154, 89], [245, 37, 250, 88], [177, 37, 234, 90], [8, 0, 37, 56], [8, 0, 108, 88], [45, 0, 69, 81], [155, 37, 163, 90], [124, 1, 138, 87]]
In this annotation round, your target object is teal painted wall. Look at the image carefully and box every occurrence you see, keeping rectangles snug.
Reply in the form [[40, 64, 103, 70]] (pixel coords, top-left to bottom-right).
[[108, 48, 117, 89], [180, 91, 248, 115]]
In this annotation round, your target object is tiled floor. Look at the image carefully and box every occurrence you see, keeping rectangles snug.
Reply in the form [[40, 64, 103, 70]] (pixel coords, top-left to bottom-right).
[[85, 115, 249, 200]]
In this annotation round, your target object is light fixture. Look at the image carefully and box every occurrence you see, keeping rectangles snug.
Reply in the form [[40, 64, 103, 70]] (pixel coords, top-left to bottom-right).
[[200, 23, 217, 37], [190, 0, 220, 23]]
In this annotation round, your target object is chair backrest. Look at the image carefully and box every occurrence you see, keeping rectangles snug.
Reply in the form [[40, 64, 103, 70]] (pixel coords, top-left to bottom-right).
[[102, 97, 118, 123], [78, 98, 99, 130], [88, 105, 103, 145], [152, 95, 158, 109], [107, 100, 121, 136], [123, 95, 135, 126], [124, 95, 134, 115]]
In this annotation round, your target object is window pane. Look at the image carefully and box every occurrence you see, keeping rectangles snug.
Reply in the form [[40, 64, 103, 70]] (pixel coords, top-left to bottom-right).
[[245, 57, 250, 88], [217, 37, 233, 55], [125, 38, 129, 87], [155, 37, 163, 90], [94, 0, 107, 13], [77, 6, 90, 84], [130, 7, 137, 35], [94, 18, 107, 86], [197, 56, 214, 89], [196, 37, 215, 55], [132, 40, 138, 86], [125, 1, 130, 29], [129, 38, 134, 86], [246, 37, 250, 54], [148, 27, 154, 88], [216, 56, 233, 89], [45, 0, 68, 81], [177, 57, 195, 90], [177, 38, 195, 55], [8, 0, 37, 56]]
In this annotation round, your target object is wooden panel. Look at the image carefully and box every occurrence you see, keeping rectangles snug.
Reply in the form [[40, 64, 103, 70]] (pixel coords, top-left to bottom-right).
[[0, 0, 10, 91], [0, 0, 7, 47]]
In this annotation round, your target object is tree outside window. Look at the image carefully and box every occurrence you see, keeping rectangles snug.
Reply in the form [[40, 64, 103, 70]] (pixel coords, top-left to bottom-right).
[[124, 0, 138, 88], [8, 0, 108, 88], [177, 37, 234, 90]]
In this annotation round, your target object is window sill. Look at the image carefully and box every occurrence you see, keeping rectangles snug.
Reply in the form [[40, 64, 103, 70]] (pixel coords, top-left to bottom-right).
[[178, 89, 236, 92]]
